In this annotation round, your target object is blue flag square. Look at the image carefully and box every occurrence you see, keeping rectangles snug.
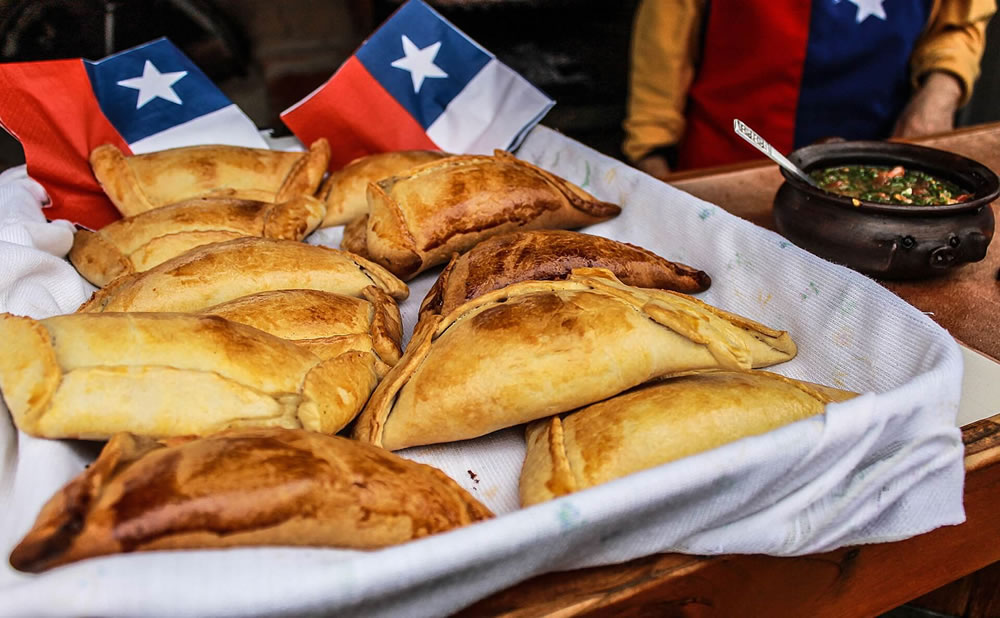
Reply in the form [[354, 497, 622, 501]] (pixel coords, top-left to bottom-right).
[[357, 0, 491, 129], [84, 38, 232, 144]]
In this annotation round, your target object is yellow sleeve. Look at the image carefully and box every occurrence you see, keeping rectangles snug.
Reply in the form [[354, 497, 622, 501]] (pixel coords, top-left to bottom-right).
[[911, 0, 996, 105], [622, 0, 707, 163]]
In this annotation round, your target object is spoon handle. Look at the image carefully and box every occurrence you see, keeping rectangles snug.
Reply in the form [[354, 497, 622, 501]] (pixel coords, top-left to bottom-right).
[[733, 119, 818, 187]]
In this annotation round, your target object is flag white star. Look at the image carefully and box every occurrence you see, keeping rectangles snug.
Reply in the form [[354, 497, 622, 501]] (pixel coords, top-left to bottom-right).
[[116, 60, 188, 109], [390, 35, 448, 93], [841, 0, 888, 23]]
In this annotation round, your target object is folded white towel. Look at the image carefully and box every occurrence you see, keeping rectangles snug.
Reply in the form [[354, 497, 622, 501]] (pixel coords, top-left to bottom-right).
[[0, 129, 967, 617]]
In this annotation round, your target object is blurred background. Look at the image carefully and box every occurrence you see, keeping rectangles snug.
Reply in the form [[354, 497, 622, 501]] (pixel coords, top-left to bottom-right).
[[0, 0, 997, 167]]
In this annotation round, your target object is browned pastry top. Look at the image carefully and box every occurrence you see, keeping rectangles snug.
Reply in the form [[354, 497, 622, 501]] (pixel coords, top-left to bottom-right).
[[420, 230, 712, 317], [10, 428, 493, 573]]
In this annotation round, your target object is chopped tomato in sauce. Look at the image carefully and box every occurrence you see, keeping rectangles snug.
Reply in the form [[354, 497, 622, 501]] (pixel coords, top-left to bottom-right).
[[810, 164, 972, 205]]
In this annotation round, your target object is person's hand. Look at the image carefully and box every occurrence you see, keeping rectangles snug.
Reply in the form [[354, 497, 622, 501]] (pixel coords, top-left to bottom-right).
[[636, 153, 671, 180], [892, 71, 963, 138]]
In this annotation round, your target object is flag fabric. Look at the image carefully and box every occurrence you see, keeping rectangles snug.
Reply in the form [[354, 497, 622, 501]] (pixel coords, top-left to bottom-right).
[[0, 38, 267, 229], [677, 0, 932, 170], [281, 0, 554, 170]]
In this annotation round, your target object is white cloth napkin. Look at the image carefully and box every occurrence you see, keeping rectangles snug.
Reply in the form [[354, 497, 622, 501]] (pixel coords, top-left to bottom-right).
[[0, 166, 94, 317], [0, 130, 966, 617]]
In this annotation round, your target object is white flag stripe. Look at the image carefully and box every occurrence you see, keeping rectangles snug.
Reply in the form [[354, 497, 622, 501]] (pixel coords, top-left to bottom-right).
[[426, 60, 553, 155], [127, 104, 267, 154]]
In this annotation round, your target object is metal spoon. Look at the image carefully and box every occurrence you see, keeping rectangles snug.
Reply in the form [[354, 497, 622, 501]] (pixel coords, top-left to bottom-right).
[[733, 118, 819, 188]]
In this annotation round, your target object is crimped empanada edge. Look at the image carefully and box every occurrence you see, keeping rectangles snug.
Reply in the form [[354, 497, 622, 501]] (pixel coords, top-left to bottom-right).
[[261, 195, 327, 241], [580, 269, 797, 367], [0, 314, 62, 434], [275, 138, 330, 202], [520, 416, 577, 507], [344, 245, 411, 301], [492, 150, 621, 219], [351, 314, 442, 448], [89, 143, 154, 217], [365, 181, 423, 280], [69, 228, 132, 287], [298, 350, 379, 435], [362, 286, 403, 366]]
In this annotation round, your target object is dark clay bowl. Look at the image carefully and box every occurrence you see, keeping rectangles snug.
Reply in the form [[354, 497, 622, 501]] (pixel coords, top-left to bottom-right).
[[772, 140, 999, 279]]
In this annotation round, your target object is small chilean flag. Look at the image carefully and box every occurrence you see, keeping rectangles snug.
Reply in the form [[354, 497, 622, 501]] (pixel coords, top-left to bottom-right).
[[0, 38, 266, 229], [281, 0, 554, 170]]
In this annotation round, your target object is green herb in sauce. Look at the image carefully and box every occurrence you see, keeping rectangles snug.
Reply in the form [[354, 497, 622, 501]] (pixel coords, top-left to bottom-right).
[[810, 164, 972, 205]]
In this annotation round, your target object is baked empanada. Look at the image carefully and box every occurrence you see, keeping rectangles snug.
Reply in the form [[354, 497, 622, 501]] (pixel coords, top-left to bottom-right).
[[69, 196, 327, 287], [420, 230, 712, 318], [520, 370, 858, 506], [319, 150, 448, 227], [353, 269, 797, 450], [0, 312, 379, 440], [345, 151, 622, 280], [9, 428, 493, 573], [90, 139, 330, 218], [199, 287, 402, 375], [76, 237, 408, 313]]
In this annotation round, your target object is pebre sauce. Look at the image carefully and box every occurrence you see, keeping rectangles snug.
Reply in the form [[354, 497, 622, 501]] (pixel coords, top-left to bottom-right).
[[810, 164, 972, 206]]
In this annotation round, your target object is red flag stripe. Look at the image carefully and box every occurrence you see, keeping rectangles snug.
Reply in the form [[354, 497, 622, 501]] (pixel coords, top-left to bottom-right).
[[282, 56, 439, 171], [0, 59, 128, 229]]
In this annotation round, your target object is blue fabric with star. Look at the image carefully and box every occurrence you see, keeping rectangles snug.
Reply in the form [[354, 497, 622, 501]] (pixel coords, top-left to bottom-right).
[[84, 38, 232, 145], [795, 0, 933, 146], [356, 0, 492, 130]]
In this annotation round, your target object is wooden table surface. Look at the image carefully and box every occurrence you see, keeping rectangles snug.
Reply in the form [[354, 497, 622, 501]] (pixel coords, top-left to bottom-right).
[[461, 123, 1000, 617]]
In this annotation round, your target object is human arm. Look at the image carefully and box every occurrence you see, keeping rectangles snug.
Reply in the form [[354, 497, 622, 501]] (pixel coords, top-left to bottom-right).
[[622, 0, 706, 178], [893, 0, 996, 138]]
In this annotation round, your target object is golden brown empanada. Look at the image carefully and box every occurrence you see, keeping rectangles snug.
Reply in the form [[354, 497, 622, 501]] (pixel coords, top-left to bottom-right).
[[0, 312, 379, 440], [76, 237, 408, 313], [69, 196, 327, 287], [199, 287, 402, 375], [9, 428, 493, 573], [90, 139, 330, 218], [319, 150, 449, 227], [520, 370, 858, 506], [353, 269, 797, 450], [420, 230, 712, 318], [345, 151, 622, 280]]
